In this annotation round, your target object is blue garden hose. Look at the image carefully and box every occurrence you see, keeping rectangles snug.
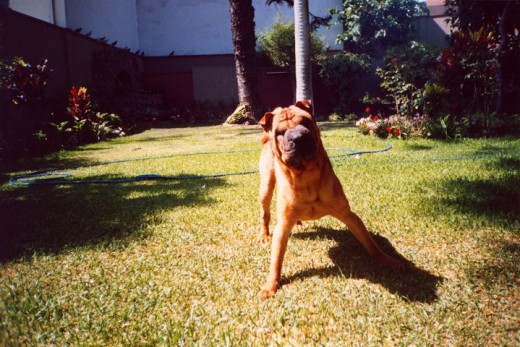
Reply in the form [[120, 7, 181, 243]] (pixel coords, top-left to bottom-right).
[[8, 139, 514, 187], [7, 141, 394, 187]]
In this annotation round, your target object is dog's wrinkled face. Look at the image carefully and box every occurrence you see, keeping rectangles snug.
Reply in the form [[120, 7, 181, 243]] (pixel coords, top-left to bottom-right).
[[260, 100, 319, 170]]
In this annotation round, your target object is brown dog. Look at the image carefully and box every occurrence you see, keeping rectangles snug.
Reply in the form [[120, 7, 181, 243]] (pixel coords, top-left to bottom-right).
[[258, 100, 403, 299]]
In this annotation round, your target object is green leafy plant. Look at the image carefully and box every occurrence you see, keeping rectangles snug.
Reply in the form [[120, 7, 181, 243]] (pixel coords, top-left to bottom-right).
[[376, 42, 439, 117], [257, 19, 326, 68], [421, 82, 449, 119], [319, 52, 372, 115], [0, 57, 51, 105], [331, 0, 428, 53]]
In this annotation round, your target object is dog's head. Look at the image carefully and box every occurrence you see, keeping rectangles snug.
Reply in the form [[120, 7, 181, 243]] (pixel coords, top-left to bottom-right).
[[259, 100, 321, 170]]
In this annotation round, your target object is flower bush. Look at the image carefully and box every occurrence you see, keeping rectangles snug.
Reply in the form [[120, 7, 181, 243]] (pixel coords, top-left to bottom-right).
[[355, 115, 381, 135], [356, 112, 434, 139], [355, 115, 414, 139]]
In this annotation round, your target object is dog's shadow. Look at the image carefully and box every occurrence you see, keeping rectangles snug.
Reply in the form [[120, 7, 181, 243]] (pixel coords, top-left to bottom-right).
[[284, 227, 443, 303]]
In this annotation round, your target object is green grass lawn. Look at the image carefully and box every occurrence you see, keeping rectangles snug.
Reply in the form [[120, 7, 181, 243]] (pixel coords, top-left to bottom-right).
[[1, 123, 519, 346]]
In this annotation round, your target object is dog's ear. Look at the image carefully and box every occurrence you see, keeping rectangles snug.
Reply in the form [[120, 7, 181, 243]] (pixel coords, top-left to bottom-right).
[[259, 112, 274, 131], [295, 99, 312, 113]]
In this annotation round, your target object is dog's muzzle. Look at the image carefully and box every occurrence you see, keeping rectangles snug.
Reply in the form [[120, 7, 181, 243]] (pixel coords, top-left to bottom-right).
[[283, 125, 317, 169]]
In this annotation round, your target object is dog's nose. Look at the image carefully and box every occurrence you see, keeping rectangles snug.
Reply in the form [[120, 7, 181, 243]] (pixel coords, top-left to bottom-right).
[[283, 125, 317, 169], [285, 125, 312, 150]]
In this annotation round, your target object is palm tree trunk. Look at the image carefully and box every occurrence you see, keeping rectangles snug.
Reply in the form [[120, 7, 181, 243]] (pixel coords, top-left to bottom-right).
[[294, 0, 312, 102], [228, 0, 261, 122]]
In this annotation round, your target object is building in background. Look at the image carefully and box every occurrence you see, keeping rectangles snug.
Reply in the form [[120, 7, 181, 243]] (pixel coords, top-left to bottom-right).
[[6, 0, 343, 56], [1, 0, 451, 115]]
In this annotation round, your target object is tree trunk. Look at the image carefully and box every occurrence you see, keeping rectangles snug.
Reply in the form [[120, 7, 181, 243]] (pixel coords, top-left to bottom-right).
[[294, 0, 313, 102], [228, 0, 261, 123]]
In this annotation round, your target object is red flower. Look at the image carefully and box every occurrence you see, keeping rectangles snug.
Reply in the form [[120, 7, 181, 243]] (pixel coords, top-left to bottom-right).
[[373, 115, 379, 121], [393, 128, 400, 135], [365, 106, 370, 113], [386, 126, 392, 133]]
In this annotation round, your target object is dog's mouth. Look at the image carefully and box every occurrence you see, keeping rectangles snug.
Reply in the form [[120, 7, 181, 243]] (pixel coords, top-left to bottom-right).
[[280, 124, 317, 169]]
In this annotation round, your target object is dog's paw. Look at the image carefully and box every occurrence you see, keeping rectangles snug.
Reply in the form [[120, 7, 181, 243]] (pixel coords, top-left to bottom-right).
[[258, 286, 277, 299], [258, 280, 279, 299], [258, 233, 271, 246]]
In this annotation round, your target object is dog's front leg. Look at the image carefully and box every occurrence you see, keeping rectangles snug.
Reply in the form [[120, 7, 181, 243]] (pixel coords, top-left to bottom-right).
[[259, 218, 295, 299], [258, 143, 275, 244]]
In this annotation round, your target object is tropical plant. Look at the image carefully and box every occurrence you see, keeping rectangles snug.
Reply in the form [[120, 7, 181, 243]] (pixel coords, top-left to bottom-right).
[[61, 86, 124, 145], [436, 30, 498, 118], [445, 0, 520, 114], [67, 86, 95, 122]]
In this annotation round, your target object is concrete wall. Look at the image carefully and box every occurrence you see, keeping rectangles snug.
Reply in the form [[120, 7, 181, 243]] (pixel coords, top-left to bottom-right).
[[414, 3, 450, 47], [65, 0, 140, 52], [137, 0, 342, 56], [8, 0, 342, 56], [8, 0, 54, 23]]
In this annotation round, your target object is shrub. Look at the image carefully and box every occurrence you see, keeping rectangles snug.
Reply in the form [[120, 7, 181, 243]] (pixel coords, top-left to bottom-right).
[[257, 20, 326, 68], [0, 57, 52, 158], [376, 42, 439, 117], [436, 29, 497, 118], [319, 52, 372, 115], [421, 82, 449, 119], [0, 57, 51, 105]]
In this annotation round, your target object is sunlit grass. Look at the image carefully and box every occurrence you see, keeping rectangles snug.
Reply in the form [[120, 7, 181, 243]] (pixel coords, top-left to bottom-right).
[[1, 123, 519, 345]]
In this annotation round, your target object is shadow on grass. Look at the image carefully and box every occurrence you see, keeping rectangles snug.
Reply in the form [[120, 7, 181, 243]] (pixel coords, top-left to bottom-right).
[[466, 239, 520, 289], [284, 228, 443, 303], [403, 143, 434, 151], [0, 175, 226, 262], [431, 157, 520, 226]]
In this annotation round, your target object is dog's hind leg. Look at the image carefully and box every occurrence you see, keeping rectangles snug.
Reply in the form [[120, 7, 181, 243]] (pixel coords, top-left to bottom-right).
[[332, 199, 403, 269], [259, 144, 276, 244]]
